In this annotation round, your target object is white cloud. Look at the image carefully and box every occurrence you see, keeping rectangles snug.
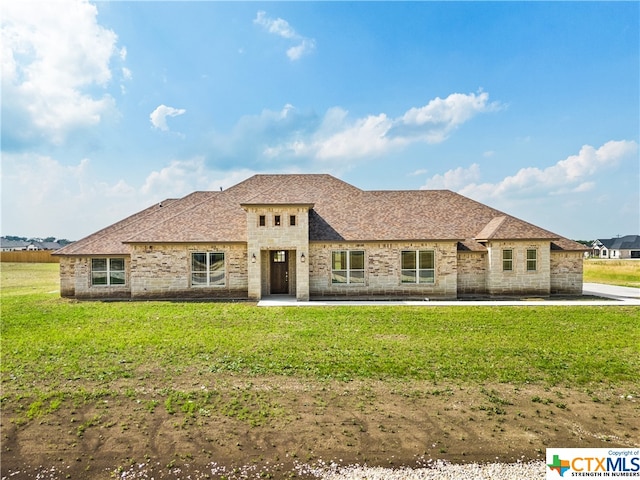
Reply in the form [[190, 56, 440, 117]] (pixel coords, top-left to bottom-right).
[[466, 140, 637, 200], [254, 11, 297, 39], [314, 113, 399, 159], [142, 158, 256, 198], [421, 164, 481, 191], [141, 157, 212, 197], [254, 10, 316, 61], [420, 140, 638, 201], [572, 182, 595, 193], [150, 105, 187, 131], [1, 0, 121, 145], [287, 38, 316, 61], [403, 91, 498, 127], [264, 91, 500, 161], [398, 91, 502, 143]]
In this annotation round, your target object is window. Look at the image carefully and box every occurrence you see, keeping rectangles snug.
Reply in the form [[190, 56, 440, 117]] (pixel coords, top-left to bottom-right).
[[502, 249, 513, 271], [526, 249, 537, 271], [273, 250, 286, 262], [91, 258, 125, 286], [289, 215, 296, 226], [331, 250, 365, 284], [259, 215, 266, 227], [274, 215, 281, 226], [191, 252, 225, 287], [401, 250, 435, 284]]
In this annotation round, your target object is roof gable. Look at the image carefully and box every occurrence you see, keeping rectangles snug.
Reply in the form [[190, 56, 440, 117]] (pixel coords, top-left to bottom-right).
[[475, 215, 559, 241], [597, 235, 640, 250]]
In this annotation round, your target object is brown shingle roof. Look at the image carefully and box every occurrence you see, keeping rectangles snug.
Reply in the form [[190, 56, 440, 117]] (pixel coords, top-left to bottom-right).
[[475, 215, 559, 241], [551, 238, 590, 252], [457, 240, 488, 252], [54, 193, 211, 255], [56, 174, 581, 255]]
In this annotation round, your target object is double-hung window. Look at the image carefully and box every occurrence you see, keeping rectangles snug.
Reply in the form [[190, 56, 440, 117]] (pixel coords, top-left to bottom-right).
[[91, 258, 125, 286], [331, 250, 365, 284], [191, 252, 225, 287], [401, 250, 435, 284], [526, 249, 537, 271], [502, 249, 513, 271]]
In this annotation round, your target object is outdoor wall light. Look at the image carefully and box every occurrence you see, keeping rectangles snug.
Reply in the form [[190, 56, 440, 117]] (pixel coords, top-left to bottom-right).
[[301, 253, 306, 263], [251, 253, 256, 263]]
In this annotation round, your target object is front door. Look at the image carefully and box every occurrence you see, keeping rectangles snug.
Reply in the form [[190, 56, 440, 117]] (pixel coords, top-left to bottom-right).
[[270, 250, 289, 294]]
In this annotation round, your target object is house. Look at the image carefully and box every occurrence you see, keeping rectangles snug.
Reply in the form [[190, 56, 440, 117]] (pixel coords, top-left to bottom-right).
[[0, 239, 30, 251], [54, 174, 587, 301], [0, 239, 64, 251], [34, 241, 65, 251], [591, 236, 640, 259]]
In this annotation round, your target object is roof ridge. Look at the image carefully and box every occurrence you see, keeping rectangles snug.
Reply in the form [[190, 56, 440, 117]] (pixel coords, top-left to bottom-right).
[[366, 189, 453, 193]]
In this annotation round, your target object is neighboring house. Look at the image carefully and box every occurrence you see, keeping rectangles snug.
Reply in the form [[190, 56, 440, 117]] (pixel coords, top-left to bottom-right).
[[591, 236, 640, 259], [54, 174, 587, 301], [0, 238, 64, 251], [0, 239, 30, 251], [35, 241, 65, 251]]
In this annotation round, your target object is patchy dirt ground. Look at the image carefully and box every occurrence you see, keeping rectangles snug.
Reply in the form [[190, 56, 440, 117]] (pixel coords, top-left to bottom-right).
[[2, 376, 638, 479]]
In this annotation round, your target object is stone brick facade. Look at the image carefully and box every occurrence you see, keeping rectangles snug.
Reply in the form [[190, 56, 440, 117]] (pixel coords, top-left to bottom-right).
[[485, 241, 551, 295], [243, 205, 310, 301], [550, 251, 584, 294], [456, 251, 487, 295], [59, 256, 131, 299], [308, 241, 458, 299], [59, 256, 76, 297], [59, 239, 585, 300], [129, 243, 248, 299]]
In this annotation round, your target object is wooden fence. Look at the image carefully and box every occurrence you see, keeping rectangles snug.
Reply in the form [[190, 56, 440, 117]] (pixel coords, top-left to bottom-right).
[[0, 251, 59, 263]]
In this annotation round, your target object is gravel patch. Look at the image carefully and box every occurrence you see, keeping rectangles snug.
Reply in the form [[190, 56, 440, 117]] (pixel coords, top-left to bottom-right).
[[300, 461, 545, 480], [106, 459, 547, 480], [295, 460, 546, 479], [2, 459, 547, 479]]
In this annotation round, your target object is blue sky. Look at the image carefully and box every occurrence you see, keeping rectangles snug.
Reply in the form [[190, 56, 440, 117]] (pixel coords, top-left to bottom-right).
[[2, 1, 638, 241]]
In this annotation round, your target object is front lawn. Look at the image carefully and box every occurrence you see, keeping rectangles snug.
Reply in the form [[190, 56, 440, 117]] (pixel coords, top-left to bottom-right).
[[2, 263, 638, 389], [2, 263, 638, 479]]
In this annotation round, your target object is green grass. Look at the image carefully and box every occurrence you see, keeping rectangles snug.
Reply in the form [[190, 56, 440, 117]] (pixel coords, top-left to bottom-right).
[[1, 262, 60, 295], [2, 263, 638, 393], [584, 259, 640, 287]]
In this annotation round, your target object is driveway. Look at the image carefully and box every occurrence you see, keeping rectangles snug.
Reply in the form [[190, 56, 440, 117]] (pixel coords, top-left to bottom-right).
[[258, 283, 640, 306], [583, 282, 639, 300]]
